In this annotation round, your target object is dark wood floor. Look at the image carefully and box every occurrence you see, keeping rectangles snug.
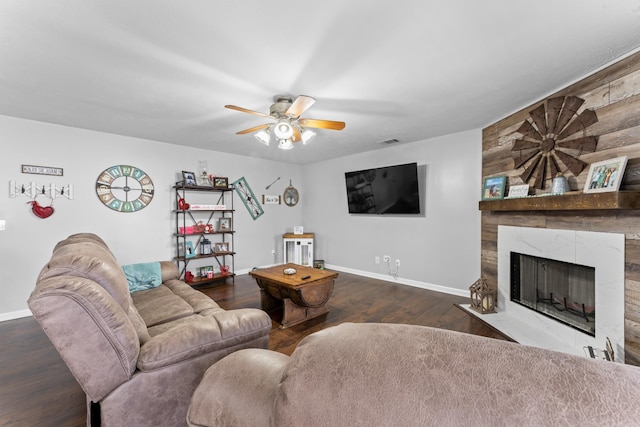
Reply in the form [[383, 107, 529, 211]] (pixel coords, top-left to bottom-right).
[[0, 271, 508, 426]]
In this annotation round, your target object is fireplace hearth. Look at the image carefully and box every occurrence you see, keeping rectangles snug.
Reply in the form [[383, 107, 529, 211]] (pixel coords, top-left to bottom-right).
[[464, 225, 625, 361]]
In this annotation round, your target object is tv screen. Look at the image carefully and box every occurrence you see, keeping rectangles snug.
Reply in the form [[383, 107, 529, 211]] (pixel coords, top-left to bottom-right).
[[345, 162, 420, 214]]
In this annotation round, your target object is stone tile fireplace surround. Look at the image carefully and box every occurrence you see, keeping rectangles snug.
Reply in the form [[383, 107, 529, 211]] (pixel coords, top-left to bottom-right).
[[467, 225, 625, 362]]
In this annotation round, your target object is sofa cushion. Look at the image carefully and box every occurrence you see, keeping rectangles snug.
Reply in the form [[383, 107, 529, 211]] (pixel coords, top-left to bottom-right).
[[131, 284, 194, 327]]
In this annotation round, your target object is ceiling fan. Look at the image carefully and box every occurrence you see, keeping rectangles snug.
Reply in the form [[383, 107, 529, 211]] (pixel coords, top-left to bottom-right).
[[225, 95, 346, 150]]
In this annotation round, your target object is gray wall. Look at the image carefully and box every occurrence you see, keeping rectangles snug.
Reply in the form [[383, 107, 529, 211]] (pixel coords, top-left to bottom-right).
[[0, 114, 481, 319], [303, 129, 481, 293]]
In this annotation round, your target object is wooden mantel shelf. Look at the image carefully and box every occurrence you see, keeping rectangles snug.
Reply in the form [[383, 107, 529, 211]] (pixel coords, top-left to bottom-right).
[[479, 191, 640, 212]]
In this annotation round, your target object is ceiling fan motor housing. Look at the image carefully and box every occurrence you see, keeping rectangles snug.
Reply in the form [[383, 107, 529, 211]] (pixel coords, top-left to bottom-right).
[[270, 96, 293, 118]]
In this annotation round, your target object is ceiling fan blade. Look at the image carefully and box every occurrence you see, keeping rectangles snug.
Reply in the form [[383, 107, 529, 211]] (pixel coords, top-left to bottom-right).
[[236, 124, 270, 135], [298, 118, 346, 130], [292, 126, 302, 143], [225, 104, 271, 118], [286, 95, 316, 118]]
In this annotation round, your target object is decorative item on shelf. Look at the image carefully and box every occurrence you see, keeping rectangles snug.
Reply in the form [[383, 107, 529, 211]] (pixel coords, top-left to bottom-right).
[[198, 161, 210, 186], [550, 173, 570, 195], [293, 226, 304, 235], [184, 241, 196, 259], [220, 265, 230, 276], [313, 260, 325, 270], [469, 277, 497, 314], [506, 184, 530, 199], [178, 197, 190, 210], [182, 171, 197, 186], [482, 176, 507, 200], [200, 238, 212, 255], [212, 177, 229, 189], [583, 156, 628, 194], [214, 242, 229, 253], [199, 266, 214, 278], [193, 221, 211, 233], [179, 225, 195, 234], [184, 271, 194, 283], [218, 218, 232, 231]]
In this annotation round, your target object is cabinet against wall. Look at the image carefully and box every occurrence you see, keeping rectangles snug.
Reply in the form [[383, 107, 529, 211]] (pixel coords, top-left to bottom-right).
[[283, 233, 314, 267], [174, 182, 235, 285]]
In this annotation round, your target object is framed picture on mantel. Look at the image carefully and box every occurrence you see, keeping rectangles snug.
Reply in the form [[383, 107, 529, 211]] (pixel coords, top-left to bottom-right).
[[482, 176, 507, 200], [583, 156, 628, 193]]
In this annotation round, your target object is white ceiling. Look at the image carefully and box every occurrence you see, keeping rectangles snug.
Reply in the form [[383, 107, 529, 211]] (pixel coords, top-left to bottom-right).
[[1, 1, 639, 164]]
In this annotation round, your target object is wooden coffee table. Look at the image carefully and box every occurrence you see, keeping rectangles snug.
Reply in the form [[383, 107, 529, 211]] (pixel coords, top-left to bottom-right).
[[249, 263, 338, 329]]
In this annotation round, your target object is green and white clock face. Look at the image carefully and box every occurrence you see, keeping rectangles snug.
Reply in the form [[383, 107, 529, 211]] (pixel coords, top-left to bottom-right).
[[96, 165, 154, 212]]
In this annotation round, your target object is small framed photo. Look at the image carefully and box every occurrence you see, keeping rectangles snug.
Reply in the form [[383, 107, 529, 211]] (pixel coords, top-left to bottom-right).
[[293, 226, 304, 235], [583, 156, 628, 193], [219, 218, 232, 231], [198, 265, 214, 278], [214, 242, 229, 253], [184, 241, 196, 258], [212, 177, 229, 189], [482, 176, 507, 200], [182, 171, 197, 186]]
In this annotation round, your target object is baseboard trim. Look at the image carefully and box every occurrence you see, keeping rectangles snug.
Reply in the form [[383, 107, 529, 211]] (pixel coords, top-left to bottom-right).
[[0, 309, 32, 322]]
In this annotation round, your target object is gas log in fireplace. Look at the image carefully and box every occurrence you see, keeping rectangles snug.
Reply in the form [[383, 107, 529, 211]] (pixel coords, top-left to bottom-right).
[[511, 252, 596, 336]]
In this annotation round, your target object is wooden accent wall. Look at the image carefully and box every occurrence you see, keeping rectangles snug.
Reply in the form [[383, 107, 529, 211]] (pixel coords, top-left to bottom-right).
[[481, 51, 640, 365]]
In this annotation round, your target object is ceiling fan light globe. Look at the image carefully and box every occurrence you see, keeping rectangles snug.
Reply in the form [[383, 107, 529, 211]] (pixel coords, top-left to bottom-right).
[[255, 129, 271, 145], [301, 128, 316, 144], [278, 139, 294, 150], [274, 121, 294, 139]]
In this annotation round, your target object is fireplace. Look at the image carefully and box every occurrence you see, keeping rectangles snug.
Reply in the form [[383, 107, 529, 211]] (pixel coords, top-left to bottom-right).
[[510, 252, 596, 336], [466, 225, 625, 362]]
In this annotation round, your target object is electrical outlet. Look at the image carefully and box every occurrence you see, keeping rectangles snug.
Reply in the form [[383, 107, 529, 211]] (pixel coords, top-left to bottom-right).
[[375, 256, 380, 264], [383, 255, 391, 262], [0, 220, 5, 231], [395, 259, 400, 267], [271, 249, 276, 255]]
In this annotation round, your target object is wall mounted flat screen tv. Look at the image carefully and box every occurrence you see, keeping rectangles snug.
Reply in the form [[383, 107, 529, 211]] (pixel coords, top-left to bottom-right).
[[345, 162, 420, 214]]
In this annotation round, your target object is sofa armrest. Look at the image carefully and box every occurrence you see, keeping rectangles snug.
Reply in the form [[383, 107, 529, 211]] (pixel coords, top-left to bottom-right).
[[137, 308, 271, 371]]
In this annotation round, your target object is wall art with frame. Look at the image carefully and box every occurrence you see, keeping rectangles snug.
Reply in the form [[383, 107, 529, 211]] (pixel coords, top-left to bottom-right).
[[482, 176, 507, 200], [583, 156, 628, 193]]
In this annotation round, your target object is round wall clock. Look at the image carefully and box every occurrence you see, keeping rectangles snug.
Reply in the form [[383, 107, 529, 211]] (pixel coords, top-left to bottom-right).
[[283, 180, 299, 207], [96, 165, 154, 212]]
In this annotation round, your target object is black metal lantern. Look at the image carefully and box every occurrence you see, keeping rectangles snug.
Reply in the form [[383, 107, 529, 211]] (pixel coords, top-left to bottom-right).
[[200, 238, 212, 255]]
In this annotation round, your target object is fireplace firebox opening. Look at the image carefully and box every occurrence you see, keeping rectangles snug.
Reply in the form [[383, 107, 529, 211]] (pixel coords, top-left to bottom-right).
[[510, 252, 596, 337]]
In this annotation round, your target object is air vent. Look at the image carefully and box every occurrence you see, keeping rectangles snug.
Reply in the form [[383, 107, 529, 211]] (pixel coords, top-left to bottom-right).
[[377, 138, 399, 145]]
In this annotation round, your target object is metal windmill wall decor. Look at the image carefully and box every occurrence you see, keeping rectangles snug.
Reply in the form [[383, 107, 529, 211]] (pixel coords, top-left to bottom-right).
[[511, 95, 599, 190]]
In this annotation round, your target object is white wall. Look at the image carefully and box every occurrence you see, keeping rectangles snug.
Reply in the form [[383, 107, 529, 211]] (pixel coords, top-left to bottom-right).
[[0, 115, 482, 319], [0, 115, 303, 319], [302, 129, 482, 294]]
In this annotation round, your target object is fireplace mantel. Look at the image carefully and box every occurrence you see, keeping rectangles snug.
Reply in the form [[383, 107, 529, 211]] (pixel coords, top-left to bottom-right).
[[479, 191, 640, 212]]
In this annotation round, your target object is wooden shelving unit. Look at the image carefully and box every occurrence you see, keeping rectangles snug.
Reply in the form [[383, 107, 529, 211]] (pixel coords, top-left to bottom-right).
[[479, 191, 640, 212]]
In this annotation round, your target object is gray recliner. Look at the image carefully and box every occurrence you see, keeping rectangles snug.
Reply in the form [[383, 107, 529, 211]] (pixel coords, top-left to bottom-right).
[[28, 233, 271, 427]]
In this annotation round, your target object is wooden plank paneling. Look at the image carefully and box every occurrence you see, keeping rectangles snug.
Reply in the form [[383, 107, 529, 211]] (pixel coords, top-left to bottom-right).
[[481, 50, 640, 366]]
